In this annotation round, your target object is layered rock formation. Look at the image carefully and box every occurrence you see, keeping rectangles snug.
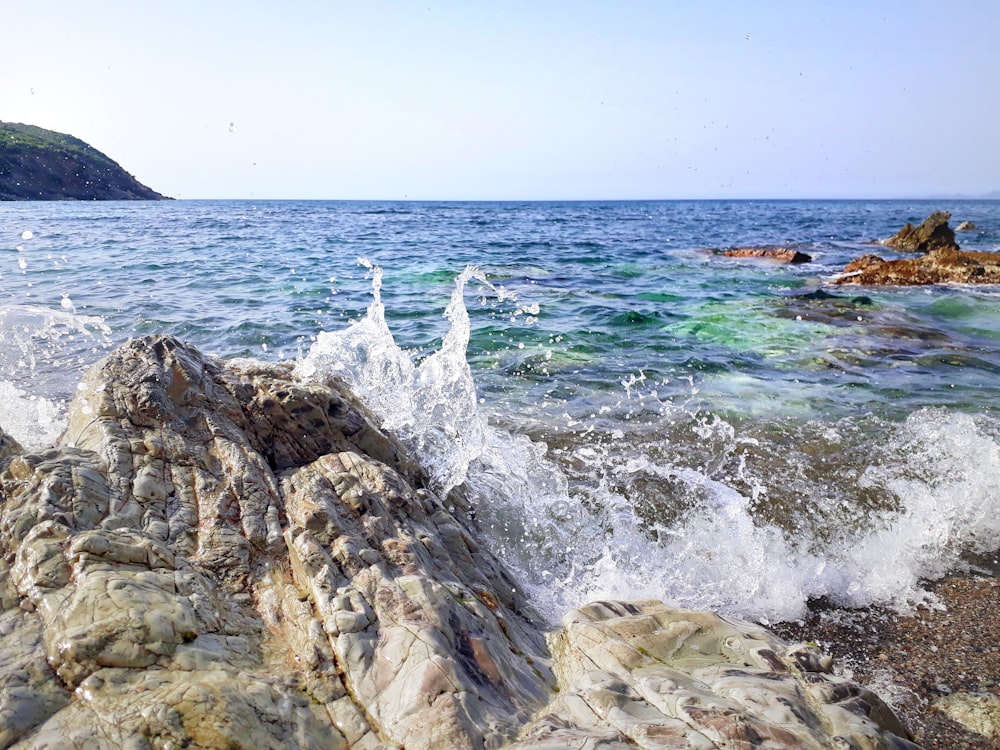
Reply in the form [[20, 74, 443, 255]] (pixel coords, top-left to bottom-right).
[[0, 336, 921, 748]]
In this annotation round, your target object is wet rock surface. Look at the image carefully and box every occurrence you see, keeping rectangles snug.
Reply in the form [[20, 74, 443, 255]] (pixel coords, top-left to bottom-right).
[[719, 247, 813, 263], [834, 247, 1000, 286], [773, 574, 1000, 750], [0, 335, 922, 748]]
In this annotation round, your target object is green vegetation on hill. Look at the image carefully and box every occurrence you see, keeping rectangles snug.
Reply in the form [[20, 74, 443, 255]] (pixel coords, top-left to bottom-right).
[[0, 121, 169, 200]]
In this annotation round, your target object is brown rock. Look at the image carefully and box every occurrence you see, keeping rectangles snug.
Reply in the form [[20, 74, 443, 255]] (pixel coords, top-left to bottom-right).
[[835, 246, 1000, 285], [721, 247, 812, 263], [956, 221, 979, 232], [882, 211, 959, 253]]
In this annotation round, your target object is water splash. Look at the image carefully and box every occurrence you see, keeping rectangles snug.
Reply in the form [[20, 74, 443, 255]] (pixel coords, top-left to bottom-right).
[[296, 265, 1000, 624], [0, 381, 65, 450], [296, 262, 500, 495], [0, 305, 113, 445]]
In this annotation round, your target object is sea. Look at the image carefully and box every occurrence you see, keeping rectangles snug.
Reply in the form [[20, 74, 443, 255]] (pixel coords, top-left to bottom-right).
[[2, 198, 999, 626]]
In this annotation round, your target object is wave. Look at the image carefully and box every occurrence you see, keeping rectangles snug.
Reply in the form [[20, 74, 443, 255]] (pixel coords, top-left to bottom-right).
[[295, 264, 1000, 624], [0, 304, 112, 447]]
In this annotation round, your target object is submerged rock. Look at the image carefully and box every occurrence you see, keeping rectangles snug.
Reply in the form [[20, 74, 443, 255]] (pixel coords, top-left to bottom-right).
[[720, 247, 813, 263], [0, 335, 921, 749], [881, 211, 958, 253]]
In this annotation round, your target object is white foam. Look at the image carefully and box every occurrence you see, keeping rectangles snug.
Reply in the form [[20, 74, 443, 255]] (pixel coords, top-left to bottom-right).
[[0, 381, 65, 451], [296, 262, 504, 496], [0, 304, 112, 412], [296, 267, 1000, 624]]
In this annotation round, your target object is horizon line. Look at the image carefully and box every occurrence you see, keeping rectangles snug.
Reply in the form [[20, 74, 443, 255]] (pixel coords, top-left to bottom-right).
[[163, 195, 1000, 203]]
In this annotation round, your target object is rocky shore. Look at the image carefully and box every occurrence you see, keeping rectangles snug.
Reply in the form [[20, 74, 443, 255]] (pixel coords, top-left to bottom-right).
[[835, 211, 1000, 286], [773, 573, 1000, 750], [0, 335, 922, 749]]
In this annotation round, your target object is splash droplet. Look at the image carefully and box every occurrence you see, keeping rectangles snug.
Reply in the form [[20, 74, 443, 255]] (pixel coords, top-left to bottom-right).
[[20, 230, 34, 240]]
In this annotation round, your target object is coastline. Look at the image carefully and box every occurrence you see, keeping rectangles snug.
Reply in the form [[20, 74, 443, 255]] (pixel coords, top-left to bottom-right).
[[772, 568, 1000, 749]]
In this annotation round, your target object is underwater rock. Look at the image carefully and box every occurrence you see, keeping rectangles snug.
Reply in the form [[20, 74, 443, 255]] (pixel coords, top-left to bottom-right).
[[834, 246, 1000, 286], [0, 335, 921, 749], [880, 211, 958, 253], [955, 221, 979, 232], [720, 247, 813, 263]]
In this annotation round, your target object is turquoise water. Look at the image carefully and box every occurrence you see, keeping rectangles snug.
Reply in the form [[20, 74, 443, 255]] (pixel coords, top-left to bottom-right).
[[2, 199, 999, 621]]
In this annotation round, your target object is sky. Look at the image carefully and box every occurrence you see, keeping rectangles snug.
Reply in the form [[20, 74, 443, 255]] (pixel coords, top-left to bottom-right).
[[3, 1, 999, 200]]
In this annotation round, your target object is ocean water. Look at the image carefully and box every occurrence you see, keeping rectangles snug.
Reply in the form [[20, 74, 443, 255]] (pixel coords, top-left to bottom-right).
[[2, 198, 1000, 624]]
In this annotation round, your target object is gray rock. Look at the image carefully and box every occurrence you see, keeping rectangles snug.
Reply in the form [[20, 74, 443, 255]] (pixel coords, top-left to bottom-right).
[[0, 336, 922, 749]]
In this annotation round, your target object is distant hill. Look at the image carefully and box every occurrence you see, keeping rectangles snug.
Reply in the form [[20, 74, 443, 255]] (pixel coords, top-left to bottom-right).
[[0, 121, 169, 200]]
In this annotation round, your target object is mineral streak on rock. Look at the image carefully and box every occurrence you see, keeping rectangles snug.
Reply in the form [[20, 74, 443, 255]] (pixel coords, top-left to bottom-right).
[[720, 247, 813, 263], [0, 335, 922, 748]]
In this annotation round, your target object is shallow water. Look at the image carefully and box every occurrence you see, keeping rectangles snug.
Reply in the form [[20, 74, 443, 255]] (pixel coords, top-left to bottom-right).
[[2, 198, 999, 622]]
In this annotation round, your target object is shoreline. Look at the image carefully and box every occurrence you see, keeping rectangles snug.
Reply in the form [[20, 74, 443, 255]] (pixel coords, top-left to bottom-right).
[[772, 570, 1000, 749]]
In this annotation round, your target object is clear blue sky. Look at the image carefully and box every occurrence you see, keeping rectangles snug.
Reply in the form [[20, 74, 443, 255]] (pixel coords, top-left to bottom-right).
[[4, 1, 998, 200]]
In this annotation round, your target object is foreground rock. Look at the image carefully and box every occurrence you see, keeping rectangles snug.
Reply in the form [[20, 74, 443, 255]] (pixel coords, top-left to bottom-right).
[[881, 211, 958, 253], [720, 247, 812, 263], [0, 336, 920, 748]]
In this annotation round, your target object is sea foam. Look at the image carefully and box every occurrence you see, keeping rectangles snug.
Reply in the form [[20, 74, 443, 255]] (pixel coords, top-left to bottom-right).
[[298, 266, 1000, 622]]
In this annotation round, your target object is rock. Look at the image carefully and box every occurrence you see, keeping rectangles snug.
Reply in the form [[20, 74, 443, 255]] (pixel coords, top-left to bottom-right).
[[955, 221, 979, 232], [0, 335, 921, 749], [512, 601, 920, 749], [834, 247, 1000, 285], [720, 247, 812, 263], [934, 692, 999, 739], [881, 211, 958, 253], [0, 428, 21, 462]]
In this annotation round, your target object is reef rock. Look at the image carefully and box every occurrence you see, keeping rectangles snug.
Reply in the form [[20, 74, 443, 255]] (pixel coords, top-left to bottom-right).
[[835, 246, 1000, 286], [720, 247, 812, 263], [955, 221, 979, 232], [880, 211, 958, 253], [0, 335, 921, 749]]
